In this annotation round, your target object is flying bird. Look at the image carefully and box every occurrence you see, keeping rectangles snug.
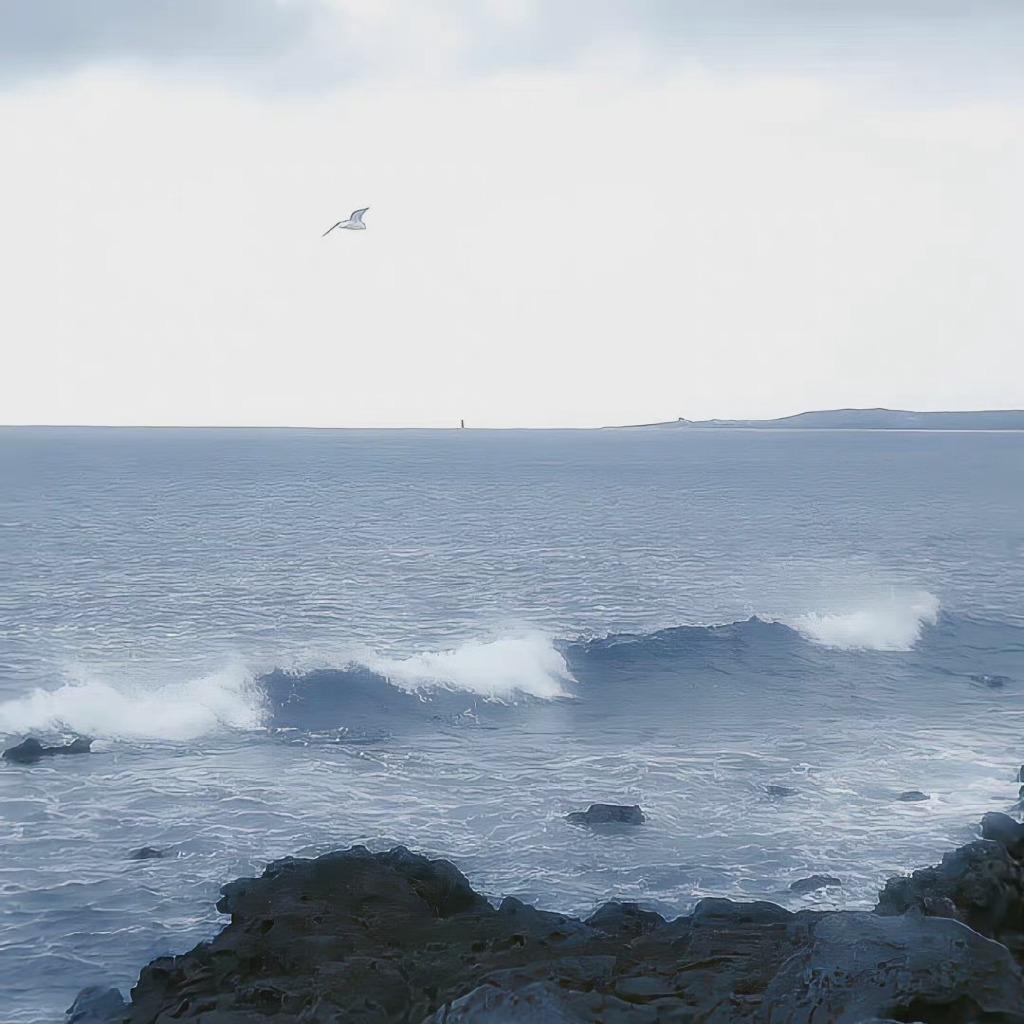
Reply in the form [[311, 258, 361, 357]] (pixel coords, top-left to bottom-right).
[[323, 208, 369, 235]]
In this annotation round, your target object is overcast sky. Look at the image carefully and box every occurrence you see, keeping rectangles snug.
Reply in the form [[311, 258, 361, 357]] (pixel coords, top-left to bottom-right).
[[1, 1, 1021, 427]]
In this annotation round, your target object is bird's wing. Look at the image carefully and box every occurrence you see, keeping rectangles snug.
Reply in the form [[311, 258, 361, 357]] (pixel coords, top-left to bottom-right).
[[322, 222, 343, 236], [349, 207, 369, 224]]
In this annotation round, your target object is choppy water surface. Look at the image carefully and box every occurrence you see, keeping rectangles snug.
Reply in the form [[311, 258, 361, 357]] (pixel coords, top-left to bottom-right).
[[1, 427, 1022, 1021]]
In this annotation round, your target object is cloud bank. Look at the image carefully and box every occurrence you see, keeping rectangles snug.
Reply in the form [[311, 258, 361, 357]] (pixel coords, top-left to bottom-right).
[[1, 0, 1022, 94]]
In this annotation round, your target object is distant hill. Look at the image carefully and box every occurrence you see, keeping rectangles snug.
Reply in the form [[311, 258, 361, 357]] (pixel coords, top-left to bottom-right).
[[624, 408, 1024, 430]]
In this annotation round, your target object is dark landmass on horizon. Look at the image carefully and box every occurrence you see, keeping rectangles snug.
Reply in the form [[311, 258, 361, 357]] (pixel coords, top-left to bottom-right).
[[621, 408, 1024, 430]]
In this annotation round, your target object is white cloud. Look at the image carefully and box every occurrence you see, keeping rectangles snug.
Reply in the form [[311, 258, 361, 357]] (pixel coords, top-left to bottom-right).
[[1, 67, 1020, 427]]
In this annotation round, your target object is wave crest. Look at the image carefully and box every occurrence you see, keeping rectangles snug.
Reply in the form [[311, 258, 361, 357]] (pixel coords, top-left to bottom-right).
[[787, 591, 940, 651], [0, 662, 266, 741], [363, 634, 573, 699]]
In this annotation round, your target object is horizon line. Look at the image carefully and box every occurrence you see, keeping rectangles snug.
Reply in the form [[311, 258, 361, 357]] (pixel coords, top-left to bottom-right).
[[4, 405, 1024, 432]]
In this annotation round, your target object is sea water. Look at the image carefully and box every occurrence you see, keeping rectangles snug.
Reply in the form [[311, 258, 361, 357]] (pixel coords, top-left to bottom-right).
[[1, 426, 1022, 1021]]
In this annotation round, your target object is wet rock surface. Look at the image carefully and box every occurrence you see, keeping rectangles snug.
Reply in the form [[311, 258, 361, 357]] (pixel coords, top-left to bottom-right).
[[789, 874, 842, 893], [127, 847, 164, 861], [3, 736, 92, 764], [566, 803, 645, 826], [876, 822, 1024, 951], [66, 987, 128, 1023], [74, 822, 1024, 1023]]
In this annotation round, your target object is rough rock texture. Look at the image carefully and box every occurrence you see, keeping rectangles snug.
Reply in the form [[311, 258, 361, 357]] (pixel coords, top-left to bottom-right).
[[566, 803, 645, 826], [3, 736, 92, 764], [66, 987, 128, 1023], [876, 835, 1024, 951], [79, 836, 1024, 1023]]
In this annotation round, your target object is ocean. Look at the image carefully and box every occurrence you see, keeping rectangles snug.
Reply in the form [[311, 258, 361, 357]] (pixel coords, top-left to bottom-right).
[[1, 425, 1022, 1022]]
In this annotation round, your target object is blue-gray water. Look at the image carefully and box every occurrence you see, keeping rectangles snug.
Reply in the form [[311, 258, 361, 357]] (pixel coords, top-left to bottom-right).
[[1, 426, 1023, 1022]]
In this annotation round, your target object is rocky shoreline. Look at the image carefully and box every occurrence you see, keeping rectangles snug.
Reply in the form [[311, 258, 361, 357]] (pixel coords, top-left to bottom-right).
[[67, 807, 1024, 1023]]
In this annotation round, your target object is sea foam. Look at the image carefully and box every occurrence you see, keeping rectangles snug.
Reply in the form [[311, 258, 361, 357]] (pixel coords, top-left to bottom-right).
[[362, 634, 573, 700], [0, 636, 572, 741], [788, 590, 940, 651], [0, 661, 266, 741]]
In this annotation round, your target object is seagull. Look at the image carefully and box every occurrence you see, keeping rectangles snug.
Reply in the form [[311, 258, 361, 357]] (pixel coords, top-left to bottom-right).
[[322, 208, 369, 235]]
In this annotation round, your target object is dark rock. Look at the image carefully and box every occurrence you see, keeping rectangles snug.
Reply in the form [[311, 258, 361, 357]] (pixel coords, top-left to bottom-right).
[[691, 897, 793, 926], [584, 902, 665, 937], [3, 738, 45, 763], [79, 829, 1024, 1023], [897, 790, 930, 802], [566, 804, 645, 826], [1018, 765, 1024, 784], [765, 784, 798, 798], [790, 874, 842, 893], [420, 980, 638, 1022], [983, 812, 1024, 852], [129, 847, 164, 861], [3, 736, 92, 764], [762, 911, 1023, 1023], [876, 839, 1024, 944], [66, 986, 127, 1023]]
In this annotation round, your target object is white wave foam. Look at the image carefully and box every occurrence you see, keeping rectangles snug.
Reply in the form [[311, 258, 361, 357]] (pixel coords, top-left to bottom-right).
[[364, 634, 574, 699], [0, 635, 572, 742], [788, 591, 940, 652], [0, 661, 266, 741]]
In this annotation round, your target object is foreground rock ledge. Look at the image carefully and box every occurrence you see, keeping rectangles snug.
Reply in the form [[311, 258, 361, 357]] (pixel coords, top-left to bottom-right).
[[74, 820, 1024, 1023]]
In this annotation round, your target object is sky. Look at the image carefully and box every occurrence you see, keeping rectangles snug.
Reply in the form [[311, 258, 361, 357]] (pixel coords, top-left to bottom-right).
[[0, 1, 1021, 428]]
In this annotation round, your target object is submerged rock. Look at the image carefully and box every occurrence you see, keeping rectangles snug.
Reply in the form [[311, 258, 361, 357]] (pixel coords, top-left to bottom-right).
[[566, 804, 645, 826], [897, 790, 929, 802], [128, 846, 164, 861], [765, 784, 798, 798], [790, 874, 842, 893], [3, 736, 92, 765], [81, 835, 1024, 1023], [970, 673, 1011, 688]]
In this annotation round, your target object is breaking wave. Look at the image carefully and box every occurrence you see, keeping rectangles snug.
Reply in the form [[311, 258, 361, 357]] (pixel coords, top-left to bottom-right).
[[0, 595, 942, 741], [0, 636, 572, 742], [786, 590, 940, 652], [362, 634, 573, 699], [0, 661, 266, 741]]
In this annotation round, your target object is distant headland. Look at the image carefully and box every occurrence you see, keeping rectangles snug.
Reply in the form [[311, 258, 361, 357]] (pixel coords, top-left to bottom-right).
[[620, 408, 1024, 430]]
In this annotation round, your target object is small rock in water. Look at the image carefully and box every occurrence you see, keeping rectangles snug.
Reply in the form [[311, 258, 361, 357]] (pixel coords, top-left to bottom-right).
[[766, 785, 798, 798], [969, 673, 1011, 688], [129, 847, 164, 860], [897, 790, 929, 802], [566, 804, 645, 826], [66, 986, 127, 1023], [790, 874, 842, 893], [3, 736, 92, 765], [1017, 765, 1024, 783]]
